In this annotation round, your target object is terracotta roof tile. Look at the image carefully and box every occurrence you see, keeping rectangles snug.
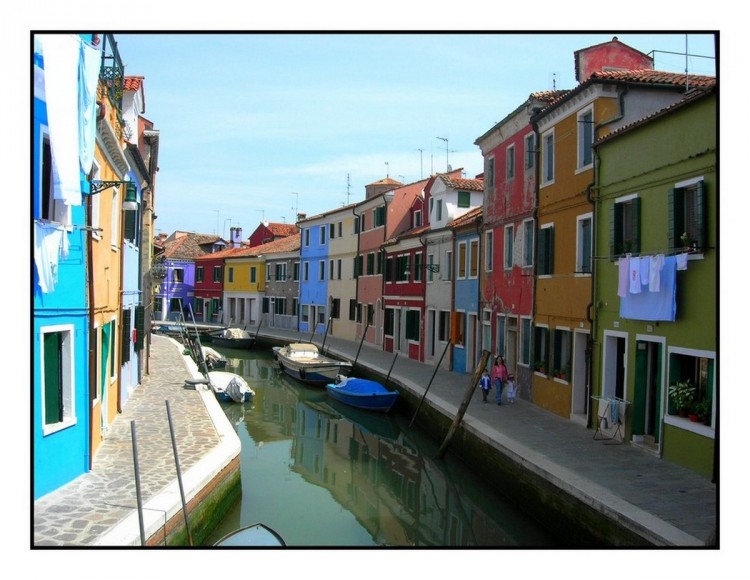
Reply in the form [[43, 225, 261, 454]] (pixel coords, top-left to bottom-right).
[[123, 76, 144, 91], [449, 207, 483, 229], [266, 223, 299, 237], [587, 69, 716, 88], [437, 175, 484, 191], [163, 232, 224, 260]]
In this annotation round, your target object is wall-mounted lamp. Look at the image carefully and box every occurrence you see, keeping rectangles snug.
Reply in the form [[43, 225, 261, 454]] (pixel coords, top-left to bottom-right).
[[90, 180, 138, 210], [151, 258, 168, 281]]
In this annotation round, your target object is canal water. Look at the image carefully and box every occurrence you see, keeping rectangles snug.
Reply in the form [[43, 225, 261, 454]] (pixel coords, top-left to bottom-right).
[[202, 347, 558, 547]]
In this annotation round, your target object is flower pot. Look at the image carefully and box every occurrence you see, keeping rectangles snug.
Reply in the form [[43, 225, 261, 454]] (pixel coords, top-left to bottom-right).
[[688, 414, 700, 422], [678, 408, 688, 418]]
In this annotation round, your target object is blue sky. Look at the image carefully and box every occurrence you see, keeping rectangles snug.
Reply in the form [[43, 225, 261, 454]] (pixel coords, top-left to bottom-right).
[[112, 32, 716, 239]]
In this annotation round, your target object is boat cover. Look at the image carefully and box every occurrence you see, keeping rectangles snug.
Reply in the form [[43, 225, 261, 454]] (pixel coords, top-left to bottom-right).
[[335, 378, 391, 394]]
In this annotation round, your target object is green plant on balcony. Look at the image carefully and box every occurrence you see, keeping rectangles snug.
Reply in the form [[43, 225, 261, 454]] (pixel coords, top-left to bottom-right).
[[694, 399, 712, 424]]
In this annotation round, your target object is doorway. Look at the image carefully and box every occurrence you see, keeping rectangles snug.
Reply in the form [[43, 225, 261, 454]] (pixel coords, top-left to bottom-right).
[[633, 340, 662, 450]]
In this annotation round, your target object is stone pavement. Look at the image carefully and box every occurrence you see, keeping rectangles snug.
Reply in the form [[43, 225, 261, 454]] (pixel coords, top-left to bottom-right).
[[33, 333, 236, 546], [33, 327, 718, 547]]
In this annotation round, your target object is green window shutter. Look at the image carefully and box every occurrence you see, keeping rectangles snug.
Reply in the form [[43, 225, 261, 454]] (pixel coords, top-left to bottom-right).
[[134, 306, 145, 350], [695, 181, 707, 250], [537, 228, 547, 274], [609, 203, 619, 258], [124, 210, 136, 242], [631, 197, 641, 254], [547, 227, 554, 274], [667, 188, 682, 250], [121, 309, 132, 364], [44, 332, 63, 424]]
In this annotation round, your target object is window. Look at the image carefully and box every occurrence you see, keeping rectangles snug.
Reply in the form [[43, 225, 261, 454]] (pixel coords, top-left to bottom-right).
[[496, 315, 506, 356], [330, 259, 335, 280], [374, 205, 386, 227], [469, 239, 479, 278], [669, 178, 707, 251], [534, 326, 550, 374], [293, 261, 300, 281], [266, 264, 271, 281], [522, 219, 534, 267], [485, 230, 493, 271], [353, 255, 363, 278], [304, 228, 310, 246], [457, 191, 470, 208], [414, 252, 423, 282], [504, 225, 514, 269], [521, 317, 532, 365], [366, 252, 375, 275], [384, 308, 394, 336], [376, 252, 383, 275], [301, 305, 309, 323], [349, 299, 357, 321], [537, 224, 554, 276], [213, 266, 222, 282], [338, 221, 342, 237], [452, 312, 465, 346], [445, 250, 453, 281], [385, 256, 394, 282], [41, 326, 75, 432], [437, 199, 443, 221], [320, 226, 326, 245], [396, 255, 410, 282], [274, 297, 286, 315], [40, 130, 71, 225], [405, 310, 420, 341], [303, 262, 309, 281], [610, 195, 641, 257], [319, 260, 325, 280], [329, 223, 335, 239], [360, 214, 366, 232], [427, 253, 435, 282], [414, 209, 422, 227], [668, 351, 714, 423], [457, 242, 467, 278], [337, 258, 342, 280], [553, 328, 572, 378], [331, 298, 340, 319], [429, 198, 434, 217], [317, 306, 326, 325], [250, 267, 257, 284], [486, 157, 495, 187], [506, 144, 515, 179], [525, 133, 535, 170], [438, 311, 451, 342], [275, 262, 287, 281], [578, 107, 594, 169], [262, 297, 269, 314], [196, 266, 204, 283], [292, 298, 298, 317], [577, 214, 593, 274], [542, 130, 554, 184], [354, 216, 360, 234]]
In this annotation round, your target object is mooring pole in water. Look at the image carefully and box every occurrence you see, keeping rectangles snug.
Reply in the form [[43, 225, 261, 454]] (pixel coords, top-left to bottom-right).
[[166, 400, 193, 546], [384, 351, 398, 387], [130, 420, 146, 546], [321, 316, 333, 352], [253, 316, 264, 341], [437, 350, 491, 459], [352, 317, 371, 371], [409, 340, 451, 428]]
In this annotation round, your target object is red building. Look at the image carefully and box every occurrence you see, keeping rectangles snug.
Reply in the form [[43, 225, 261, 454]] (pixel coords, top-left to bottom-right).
[[248, 221, 299, 247]]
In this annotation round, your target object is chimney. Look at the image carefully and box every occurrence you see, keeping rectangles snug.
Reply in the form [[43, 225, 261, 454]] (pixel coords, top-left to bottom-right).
[[296, 213, 307, 222], [230, 226, 243, 248]]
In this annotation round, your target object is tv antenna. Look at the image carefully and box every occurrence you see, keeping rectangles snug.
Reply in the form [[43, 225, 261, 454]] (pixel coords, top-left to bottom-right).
[[417, 148, 424, 179], [291, 192, 299, 218], [436, 137, 449, 172]]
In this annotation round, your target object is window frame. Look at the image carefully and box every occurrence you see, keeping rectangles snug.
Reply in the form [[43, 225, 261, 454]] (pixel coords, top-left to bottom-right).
[[506, 143, 515, 179], [576, 212, 593, 275], [41, 324, 77, 434], [537, 224, 554, 276], [542, 129, 555, 185], [577, 106, 594, 170], [504, 224, 514, 270]]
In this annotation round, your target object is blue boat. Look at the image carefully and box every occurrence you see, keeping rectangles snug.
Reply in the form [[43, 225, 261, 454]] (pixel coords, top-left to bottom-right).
[[325, 377, 399, 413]]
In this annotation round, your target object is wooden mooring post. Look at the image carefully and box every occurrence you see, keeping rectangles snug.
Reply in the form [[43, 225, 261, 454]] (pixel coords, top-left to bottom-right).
[[436, 350, 490, 459]]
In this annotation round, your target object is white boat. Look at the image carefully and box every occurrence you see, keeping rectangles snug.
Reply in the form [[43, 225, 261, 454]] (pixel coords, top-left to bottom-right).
[[207, 371, 255, 403], [272, 342, 353, 386], [201, 346, 227, 369]]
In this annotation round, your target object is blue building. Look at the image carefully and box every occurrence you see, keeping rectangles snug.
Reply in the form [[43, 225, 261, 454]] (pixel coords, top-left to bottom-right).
[[33, 34, 101, 498], [450, 208, 483, 374], [298, 214, 331, 334]]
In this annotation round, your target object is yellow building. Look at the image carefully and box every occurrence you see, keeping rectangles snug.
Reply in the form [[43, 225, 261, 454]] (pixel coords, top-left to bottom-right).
[[223, 249, 266, 327]]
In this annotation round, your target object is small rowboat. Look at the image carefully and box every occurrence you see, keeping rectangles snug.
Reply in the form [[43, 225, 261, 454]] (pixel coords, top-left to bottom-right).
[[273, 342, 352, 386], [325, 377, 399, 413], [214, 523, 286, 547]]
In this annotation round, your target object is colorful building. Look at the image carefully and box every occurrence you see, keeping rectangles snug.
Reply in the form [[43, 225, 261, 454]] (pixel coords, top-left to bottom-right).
[[33, 33, 99, 498], [260, 233, 302, 331], [475, 90, 566, 397], [529, 37, 714, 420], [297, 211, 333, 335], [592, 87, 716, 478]]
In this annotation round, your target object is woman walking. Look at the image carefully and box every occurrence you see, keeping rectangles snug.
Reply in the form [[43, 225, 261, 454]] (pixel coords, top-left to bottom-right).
[[492, 356, 509, 405]]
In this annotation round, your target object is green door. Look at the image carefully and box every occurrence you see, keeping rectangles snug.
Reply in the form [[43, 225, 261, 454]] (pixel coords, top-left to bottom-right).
[[633, 341, 662, 444]]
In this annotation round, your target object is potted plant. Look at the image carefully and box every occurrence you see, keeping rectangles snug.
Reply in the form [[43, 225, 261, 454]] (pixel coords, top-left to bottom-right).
[[695, 399, 712, 425], [668, 380, 696, 417], [534, 360, 546, 374]]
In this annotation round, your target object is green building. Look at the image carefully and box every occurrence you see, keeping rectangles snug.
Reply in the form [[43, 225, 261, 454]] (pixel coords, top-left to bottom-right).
[[591, 86, 716, 479]]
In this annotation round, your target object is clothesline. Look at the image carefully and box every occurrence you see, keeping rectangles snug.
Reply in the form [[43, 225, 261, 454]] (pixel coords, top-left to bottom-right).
[[593, 247, 702, 261], [34, 218, 101, 233]]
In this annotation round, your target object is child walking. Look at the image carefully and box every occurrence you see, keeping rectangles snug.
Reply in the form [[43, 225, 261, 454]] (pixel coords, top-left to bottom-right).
[[505, 374, 517, 404], [479, 369, 491, 403]]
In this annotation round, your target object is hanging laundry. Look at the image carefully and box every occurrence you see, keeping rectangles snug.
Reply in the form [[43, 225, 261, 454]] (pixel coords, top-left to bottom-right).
[[34, 222, 69, 293], [79, 37, 101, 174], [629, 256, 642, 294], [617, 257, 629, 298], [620, 256, 677, 321], [639, 255, 651, 287], [676, 252, 688, 271], [649, 254, 665, 292]]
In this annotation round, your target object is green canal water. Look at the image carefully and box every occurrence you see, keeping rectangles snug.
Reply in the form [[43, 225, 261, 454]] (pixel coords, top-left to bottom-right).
[[202, 347, 559, 547]]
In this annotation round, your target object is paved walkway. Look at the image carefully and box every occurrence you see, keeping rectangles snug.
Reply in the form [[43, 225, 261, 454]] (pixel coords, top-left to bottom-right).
[[33, 328, 717, 547]]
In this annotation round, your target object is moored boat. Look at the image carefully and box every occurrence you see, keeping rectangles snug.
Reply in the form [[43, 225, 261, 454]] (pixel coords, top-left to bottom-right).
[[207, 371, 255, 403], [202, 346, 227, 369], [325, 377, 399, 412], [214, 523, 286, 547], [210, 327, 256, 349], [272, 342, 353, 386]]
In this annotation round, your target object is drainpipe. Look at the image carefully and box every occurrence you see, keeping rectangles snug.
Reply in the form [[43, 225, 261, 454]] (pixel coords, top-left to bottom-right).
[[476, 214, 483, 369], [351, 204, 362, 337], [530, 115, 541, 399], [86, 193, 95, 471]]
